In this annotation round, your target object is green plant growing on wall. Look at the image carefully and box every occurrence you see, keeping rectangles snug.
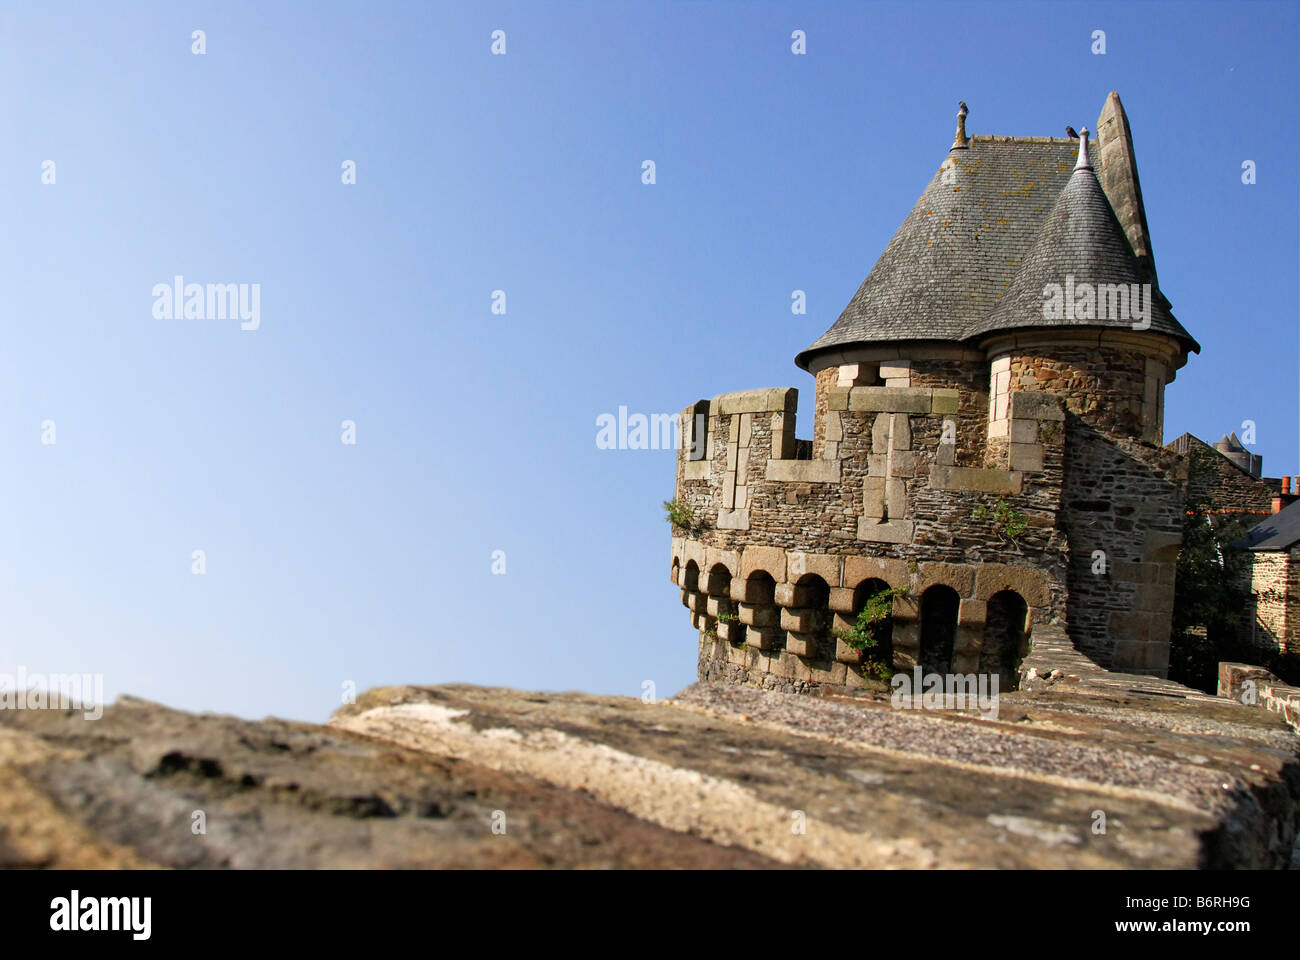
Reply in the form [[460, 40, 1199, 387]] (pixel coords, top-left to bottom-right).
[[970, 497, 1028, 543], [663, 498, 699, 531], [716, 612, 738, 623], [834, 586, 896, 682]]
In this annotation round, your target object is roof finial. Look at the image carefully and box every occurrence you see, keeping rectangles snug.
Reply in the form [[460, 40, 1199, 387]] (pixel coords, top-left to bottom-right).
[[953, 101, 969, 148], [1074, 126, 1092, 170]]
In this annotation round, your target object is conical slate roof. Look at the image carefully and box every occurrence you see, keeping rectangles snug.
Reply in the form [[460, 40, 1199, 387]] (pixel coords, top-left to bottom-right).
[[966, 153, 1199, 350], [795, 136, 1097, 369], [795, 111, 1200, 370]]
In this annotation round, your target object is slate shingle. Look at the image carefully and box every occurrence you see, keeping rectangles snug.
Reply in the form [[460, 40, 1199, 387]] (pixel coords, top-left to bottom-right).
[[795, 135, 1199, 370]]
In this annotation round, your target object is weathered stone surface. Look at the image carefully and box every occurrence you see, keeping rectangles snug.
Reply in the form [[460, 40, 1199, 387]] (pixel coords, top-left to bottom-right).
[[0, 693, 787, 869], [849, 386, 932, 414], [973, 564, 1052, 607], [1008, 391, 1066, 421], [715, 388, 797, 416], [766, 460, 840, 484], [310, 676, 1300, 870], [929, 465, 1023, 494]]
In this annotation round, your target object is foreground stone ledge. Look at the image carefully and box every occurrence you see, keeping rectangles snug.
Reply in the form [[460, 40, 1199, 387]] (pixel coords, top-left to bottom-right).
[[4, 652, 1297, 869]]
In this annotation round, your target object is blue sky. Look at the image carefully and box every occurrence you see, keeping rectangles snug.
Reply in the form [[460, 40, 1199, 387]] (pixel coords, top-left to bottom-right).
[[0, 0, 1295, 721]]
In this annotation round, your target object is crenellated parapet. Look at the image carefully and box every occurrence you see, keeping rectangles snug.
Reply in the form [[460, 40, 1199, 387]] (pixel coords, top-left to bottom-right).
[[670, 381, 1074, 693]]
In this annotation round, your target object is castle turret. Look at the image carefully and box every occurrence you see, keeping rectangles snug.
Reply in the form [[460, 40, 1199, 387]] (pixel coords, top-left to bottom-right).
[[672, 94, 1198, 690]]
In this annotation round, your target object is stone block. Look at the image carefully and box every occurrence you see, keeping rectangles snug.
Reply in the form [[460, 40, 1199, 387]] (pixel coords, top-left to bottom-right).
[[1008, 442, 1044, 472], [1008, 391, 1065, 422], [844, 556, 910, 590], [891, 413, 912, 449], [890, 450, 918, 477], [1009, 419, 1037, 444], [868, 453, 888, 475], [766, 460, 840, 483], [836, 363, 876, 387], [740, 546, 786, 582], [884, 478, 907, 519], [716, 621, 743, 643], [738, 602, 778, 627], [849, 387, 932, 414], [688, 592, 708, 613], [706, 595, 732, 617], [828, 588, 855, 613], [863, 477, 885, 519], [824, 411, 843, 442], [931, 389, 960, 415], [957, 599, 987, 626], [716, 509, 750, 530], [787, 551, 841, 585], [826, 387, 850, 411], [774, 582, 813, 607], [987, 419, 1009, 439], [715, 388, 797, 416], [728, 417, 740, 442], [841, 666, 868, 689], [810, 661, 849, 686], [972, 564, 1052, 607], [1143, 531, 1184, 555], [1110, 611, 1151, 643], [857, 518, 915, 543], [990, 355, 1011, 374], [786, 632, 819, 658], [738, 412, 752, 447], [771, 412, 795, 460], [735, 486, 748, 509], [929, 465, 1023, 495], [835, 637, 865, 665], [768, 652, 795, 678], [780, 607, 820, 633], [935, 441, 957, 465], [915, 561, 976, 597], [703, 548, 740, 580], [682, 460, 710, 481], [994, 393, 1008, 422], [878, 360, 911, 381], [872, 413, 892, 453], [747, 627, 780, 652], [1112, 639, 1149, 670]]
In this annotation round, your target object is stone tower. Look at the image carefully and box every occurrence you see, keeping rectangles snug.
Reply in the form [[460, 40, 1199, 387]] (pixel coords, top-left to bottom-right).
[[669, 93, 1198, 692]]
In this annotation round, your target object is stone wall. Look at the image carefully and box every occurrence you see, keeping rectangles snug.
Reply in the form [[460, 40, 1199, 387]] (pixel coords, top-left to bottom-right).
[[674, 334, 1188, 685], [1171, 434, 1276, 516], [672, 381, 1068, 691], [1059, 424, 1185, 674], [1249, 548, 1300, 656], [1003, 343, 1163, 443]]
